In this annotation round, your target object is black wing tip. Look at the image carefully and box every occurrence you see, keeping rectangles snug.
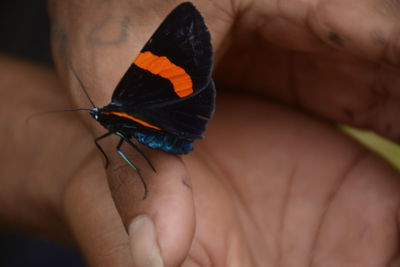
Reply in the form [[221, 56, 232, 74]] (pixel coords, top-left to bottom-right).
[[176, 2, 198, 11], [172, 2, 205, 22]]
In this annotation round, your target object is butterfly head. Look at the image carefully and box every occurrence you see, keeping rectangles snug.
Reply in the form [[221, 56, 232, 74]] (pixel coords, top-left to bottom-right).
[[90, 107, 102, 121]]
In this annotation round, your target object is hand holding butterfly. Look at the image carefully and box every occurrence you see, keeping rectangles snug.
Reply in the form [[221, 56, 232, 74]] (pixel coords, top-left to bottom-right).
[[3, 0, 397, 266]]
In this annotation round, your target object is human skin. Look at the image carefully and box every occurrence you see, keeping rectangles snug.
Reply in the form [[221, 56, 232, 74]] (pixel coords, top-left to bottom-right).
[[1, 0, 400, 266]]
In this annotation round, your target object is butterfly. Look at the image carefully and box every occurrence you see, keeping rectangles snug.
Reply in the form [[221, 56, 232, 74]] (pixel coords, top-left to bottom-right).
[[77, 2, 215, 198]]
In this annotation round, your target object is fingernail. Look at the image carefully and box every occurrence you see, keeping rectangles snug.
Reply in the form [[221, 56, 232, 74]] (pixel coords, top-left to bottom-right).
[[129, 215, 164, 267]]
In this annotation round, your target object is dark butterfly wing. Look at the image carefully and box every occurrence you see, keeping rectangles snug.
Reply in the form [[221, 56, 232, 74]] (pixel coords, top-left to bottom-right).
[[138, 80, 215, 141], [108, 2, 215, 140], [112, 2, 213, 104]]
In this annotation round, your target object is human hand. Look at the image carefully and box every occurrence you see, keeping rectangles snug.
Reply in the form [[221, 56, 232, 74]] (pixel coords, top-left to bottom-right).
[[42, 0, 400, 266]]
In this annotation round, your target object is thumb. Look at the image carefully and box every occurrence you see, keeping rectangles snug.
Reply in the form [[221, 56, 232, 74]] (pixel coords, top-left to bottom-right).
[[103, 134, 195, 267]]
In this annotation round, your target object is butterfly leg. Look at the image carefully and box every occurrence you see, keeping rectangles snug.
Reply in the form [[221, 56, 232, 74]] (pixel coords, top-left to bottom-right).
[[94, 132, 113, 168], [116, 138, 148, 199], [121, 136, 156, 172]]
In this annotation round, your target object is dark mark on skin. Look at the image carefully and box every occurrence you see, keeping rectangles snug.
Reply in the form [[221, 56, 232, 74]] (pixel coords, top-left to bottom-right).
[[88, 16, 131, 46], [182, 177, 192, 190], [50, 22, 69, 60], [343, 109, 354, 120], [328, 32, 344, 46]]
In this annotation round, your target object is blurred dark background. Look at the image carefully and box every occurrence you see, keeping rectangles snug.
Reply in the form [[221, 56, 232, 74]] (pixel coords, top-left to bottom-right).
[[1, 1, 52, 65], [0, 1, 85, 266]]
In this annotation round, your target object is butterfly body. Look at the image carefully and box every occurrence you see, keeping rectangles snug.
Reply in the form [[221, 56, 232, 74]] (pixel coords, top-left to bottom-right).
[[90, 107, 193, 154]]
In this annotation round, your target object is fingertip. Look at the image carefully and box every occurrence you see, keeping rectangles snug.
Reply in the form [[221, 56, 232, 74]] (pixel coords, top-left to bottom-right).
[[111, 152, 196, 266], [129, 215, 164, 267]]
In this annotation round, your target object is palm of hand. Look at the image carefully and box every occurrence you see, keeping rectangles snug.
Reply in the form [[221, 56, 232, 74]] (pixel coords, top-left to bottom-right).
[[186, 94, 400, 266]]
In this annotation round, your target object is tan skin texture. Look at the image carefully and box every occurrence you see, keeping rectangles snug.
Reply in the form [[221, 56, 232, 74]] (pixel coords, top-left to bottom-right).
[[2, 0, 400, 266]]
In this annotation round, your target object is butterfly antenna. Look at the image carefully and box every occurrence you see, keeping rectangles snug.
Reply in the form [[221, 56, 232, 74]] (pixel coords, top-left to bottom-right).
[[26, 108, 92, 124], [68, 61, 97, 108]]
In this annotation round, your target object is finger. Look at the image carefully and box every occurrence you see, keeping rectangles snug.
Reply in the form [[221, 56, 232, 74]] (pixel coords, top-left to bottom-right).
[[63, 139, 195, 267], [243, 0, 400, 66], [304, 0, 400, 140], [308, 0, 400, 67], [215, 0, 400, 141], [63, 156, 133, 267], [101, 134, 196, 267]]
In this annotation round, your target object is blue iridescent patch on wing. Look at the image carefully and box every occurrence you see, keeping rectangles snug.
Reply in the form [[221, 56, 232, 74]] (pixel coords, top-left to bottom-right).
[[133, 132, 193, 154]]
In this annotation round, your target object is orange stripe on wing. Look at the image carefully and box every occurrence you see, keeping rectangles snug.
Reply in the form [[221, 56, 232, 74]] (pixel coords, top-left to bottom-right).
[[134, 51, 193, 98], [104, 111, 161, 130]]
